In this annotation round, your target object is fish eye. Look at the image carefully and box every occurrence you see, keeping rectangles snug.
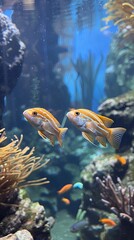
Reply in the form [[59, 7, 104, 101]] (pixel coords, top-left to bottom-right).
[[75, 111, 80, 116], [32, 111, 37, 116]]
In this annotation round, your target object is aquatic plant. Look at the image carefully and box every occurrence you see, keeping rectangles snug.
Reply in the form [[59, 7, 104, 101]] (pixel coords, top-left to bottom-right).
[[97, 175, 134, 224], [102, 0, 134, 40], [0, 128, 49, 204], [72, 52, 103, 108]]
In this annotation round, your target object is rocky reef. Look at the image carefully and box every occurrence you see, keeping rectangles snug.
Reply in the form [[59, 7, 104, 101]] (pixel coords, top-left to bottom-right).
[[105, 36, 134, 98], [0, 12, 25, 128], [102, 0, 134, 98], [78, 91, 134, 240]]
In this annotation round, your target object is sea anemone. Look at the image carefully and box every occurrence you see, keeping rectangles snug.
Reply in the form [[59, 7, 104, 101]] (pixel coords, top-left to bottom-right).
[[0, 128, 49, 204]]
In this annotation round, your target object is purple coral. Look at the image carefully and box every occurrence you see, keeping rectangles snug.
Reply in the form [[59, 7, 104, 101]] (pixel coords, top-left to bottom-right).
[[96, 175, 134, 224]]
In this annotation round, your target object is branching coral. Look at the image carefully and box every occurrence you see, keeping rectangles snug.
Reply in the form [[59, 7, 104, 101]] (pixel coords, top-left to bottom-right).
[[102, 0, 134, 40], [96, 175, 134, 223], [0, 128, 49, 204]]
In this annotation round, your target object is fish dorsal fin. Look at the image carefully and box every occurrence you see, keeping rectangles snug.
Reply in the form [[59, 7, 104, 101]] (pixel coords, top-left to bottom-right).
[[82, 132, 95, 143], [69, 108, 75, 111], [97, 114, 114, 127], [41, 108, 60, 127], [38, 130, 47, 139], [96, 136, 107, 147]]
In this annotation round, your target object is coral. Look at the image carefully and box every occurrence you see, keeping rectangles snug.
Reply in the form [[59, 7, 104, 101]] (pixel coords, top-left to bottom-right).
[[97, 175, 134, 224], [102, 1, 134, 98], [102, 0, 134, 41], [0, 128, 49, 204], [0, 129, 54, 239]]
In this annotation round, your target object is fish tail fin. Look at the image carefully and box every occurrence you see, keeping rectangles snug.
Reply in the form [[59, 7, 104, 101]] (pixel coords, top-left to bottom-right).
[[107, 127, 126, 149], [58, 128, 68, 146]]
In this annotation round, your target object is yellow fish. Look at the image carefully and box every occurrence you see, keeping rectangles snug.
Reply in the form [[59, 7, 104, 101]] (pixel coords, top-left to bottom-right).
[[66, 108, 126, 149], [23, 108, 68, 146]]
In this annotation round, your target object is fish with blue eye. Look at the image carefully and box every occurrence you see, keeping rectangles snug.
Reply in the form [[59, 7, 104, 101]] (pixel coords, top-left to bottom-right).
[[73, 182, 83, 189]]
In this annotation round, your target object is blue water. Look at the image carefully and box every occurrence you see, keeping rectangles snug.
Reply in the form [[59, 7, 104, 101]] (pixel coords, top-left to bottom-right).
[[4, 0, 116, 112]]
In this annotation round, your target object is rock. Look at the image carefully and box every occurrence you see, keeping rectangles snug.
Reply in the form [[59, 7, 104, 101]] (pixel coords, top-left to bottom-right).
[[15, 230, 33, 240], [0, 234, 17, 240], [0, 12, 25, 128], [0, 230, 33, 240], [0, 189, 55, 240]]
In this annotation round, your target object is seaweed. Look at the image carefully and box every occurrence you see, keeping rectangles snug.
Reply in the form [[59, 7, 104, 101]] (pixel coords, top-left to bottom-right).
[[72, 52, 103, 108]]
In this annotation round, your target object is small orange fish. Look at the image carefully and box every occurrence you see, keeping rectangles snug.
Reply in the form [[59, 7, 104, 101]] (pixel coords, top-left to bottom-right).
[[116, 154, 127, 165], [99, 218, 116, 227], [23, 108, 68, 146], [57, 184, 73, 194], [66, 108, 126, 149], [61, 197, 70, 205]]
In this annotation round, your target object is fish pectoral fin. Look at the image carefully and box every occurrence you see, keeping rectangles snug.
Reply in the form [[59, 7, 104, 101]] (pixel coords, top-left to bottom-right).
[[38, 131, 55, 146], [96, 136, 107, 147], [82, 132, 95, 143], [97, 114, 114, 127], [85, 121, 96, 133], [49, 135, 55, 146], [58, 127, 68, 147], [38, 130, 47, 139]]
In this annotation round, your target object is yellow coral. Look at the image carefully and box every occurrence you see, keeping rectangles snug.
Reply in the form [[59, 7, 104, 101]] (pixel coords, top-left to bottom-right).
[[0, 129, 49, 203], [102, 0, 134, 40]]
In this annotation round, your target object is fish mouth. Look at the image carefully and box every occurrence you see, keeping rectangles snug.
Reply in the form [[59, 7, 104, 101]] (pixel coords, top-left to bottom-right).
[[66, 112, 71, 118], [23, 110, 30, 120]]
